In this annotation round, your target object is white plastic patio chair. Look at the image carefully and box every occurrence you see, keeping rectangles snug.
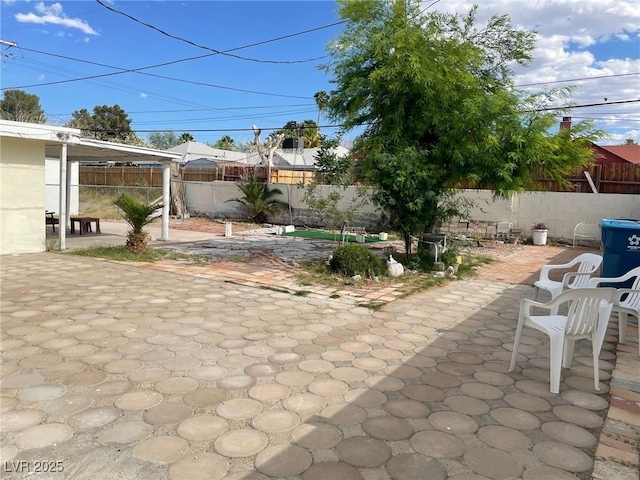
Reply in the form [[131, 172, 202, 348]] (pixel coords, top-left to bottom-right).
[[589, 266, 640, 354], [509, 287, 616, 394], [573, 222, 600, 248], [533, 253, 603, 307]]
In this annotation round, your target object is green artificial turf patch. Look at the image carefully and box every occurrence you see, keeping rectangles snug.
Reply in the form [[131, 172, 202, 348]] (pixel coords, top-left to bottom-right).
[[281, 230, 382, 243]]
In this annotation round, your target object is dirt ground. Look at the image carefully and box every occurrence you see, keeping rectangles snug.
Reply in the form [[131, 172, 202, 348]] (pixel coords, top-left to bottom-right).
[[169, 217, 525, 261], [169, 217, 258, 235]]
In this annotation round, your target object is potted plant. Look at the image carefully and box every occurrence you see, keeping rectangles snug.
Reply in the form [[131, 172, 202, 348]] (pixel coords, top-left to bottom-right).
[[113, 193, 163, 254], [440, 247, 462, 273], [532, 222, 549, 246]]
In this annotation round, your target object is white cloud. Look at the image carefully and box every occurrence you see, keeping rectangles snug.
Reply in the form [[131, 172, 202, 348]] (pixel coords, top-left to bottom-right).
[[430, 0, 640, 143], [140, 93, 148, 98], [38, 74, 45, 80], [15, 2, 98, 35], [2, 0, 17, 6]]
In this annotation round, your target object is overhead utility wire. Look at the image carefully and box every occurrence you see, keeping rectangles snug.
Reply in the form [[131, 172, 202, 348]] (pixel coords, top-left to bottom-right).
[[534, 99, 639, 112], [49, 104, 316, 116], [103, 99, 638, 134], [6, 43, 635, 99], [517, 72, 640, 87], [2, 47, 312, 98], [96, 0, 339, 65]]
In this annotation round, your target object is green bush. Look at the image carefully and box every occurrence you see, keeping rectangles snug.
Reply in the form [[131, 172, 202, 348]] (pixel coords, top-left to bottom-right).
[[330, 245, 385, 278], [440, 248, 460, 266], [404, 250, 435, 272]]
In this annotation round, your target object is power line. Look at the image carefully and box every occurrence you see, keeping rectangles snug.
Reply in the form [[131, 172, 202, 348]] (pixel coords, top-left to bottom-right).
[[48, 103, 316, 116], [96, 0, 336, 65], [571, 116, 640, 122], [535, 99, 639, 112], [133, 108, 318, 126], [2, 46, 314, 98], [517, 72, 640, 87], [78, 98, 637, 134], [109, 98, 634, 133], [8, 56, 229, 111]]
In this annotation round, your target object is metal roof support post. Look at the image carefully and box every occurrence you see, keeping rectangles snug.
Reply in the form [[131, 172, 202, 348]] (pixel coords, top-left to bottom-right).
[[161, 161, 170, 241], [58, 143, 67, 251], [65, 160, 74, 227]]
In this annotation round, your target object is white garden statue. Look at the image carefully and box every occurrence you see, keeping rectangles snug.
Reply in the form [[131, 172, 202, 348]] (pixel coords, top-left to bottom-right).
[[387, 255, 404, 277]]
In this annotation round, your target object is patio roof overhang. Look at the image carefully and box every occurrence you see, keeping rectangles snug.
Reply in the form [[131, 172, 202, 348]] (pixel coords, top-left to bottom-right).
[[1, 120, 181, 249]]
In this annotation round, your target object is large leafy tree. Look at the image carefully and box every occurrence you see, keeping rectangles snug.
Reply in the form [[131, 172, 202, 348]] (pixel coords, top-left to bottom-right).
[[323, 1, 602, 256], [67, 104, 143, 144], [1, 89, 45, 123]]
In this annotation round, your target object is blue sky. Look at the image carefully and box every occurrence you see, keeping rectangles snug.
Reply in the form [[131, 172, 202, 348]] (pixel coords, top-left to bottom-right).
[[1, 0, 639, 146]]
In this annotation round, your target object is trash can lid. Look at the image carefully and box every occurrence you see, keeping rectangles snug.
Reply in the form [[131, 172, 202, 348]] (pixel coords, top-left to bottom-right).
[[601, 218, 640, 229]]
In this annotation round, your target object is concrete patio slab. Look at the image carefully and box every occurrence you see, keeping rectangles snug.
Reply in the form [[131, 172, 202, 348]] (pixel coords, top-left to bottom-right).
[[1, 245, 638, 480]]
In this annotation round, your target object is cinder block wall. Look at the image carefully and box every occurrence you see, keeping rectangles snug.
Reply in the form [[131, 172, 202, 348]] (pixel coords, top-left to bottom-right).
[[441, 190, 640, 241], [184, 181, 381, 228], [183, 182, 640, 239]]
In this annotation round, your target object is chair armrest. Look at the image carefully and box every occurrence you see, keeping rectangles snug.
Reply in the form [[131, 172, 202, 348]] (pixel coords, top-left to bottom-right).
[[539, 259, 579, 282], [521, 295, 568, 314], [562, 271, 594, 289], [617, 289, 640, 308]]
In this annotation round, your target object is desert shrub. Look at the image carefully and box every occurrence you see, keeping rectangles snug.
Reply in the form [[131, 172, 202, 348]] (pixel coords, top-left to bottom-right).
[[330, 245, 385, 278]]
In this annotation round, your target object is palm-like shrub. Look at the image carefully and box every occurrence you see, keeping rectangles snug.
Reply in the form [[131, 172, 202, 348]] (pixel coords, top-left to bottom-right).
[[228, 175, 287, 223], [113, 193, 163, 254]]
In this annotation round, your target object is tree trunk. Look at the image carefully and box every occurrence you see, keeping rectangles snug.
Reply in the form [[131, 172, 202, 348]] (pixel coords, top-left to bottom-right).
[[403, 230, 413, 259], [170, 163, 184, 217]]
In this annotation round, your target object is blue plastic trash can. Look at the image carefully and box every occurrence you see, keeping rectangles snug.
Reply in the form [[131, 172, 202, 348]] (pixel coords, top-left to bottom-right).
[[600, 218, 640, 287]]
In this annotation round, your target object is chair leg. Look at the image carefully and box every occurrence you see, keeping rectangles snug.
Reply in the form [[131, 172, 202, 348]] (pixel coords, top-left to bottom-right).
[[509, 318, 525, 372], [549, 335, 564, 394], [592, 337, 600, 392], [562, 338, 576, 368], [618, 312, 628, 344]]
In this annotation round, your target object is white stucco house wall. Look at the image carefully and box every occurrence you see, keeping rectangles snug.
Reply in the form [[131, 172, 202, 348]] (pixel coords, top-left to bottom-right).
[[0, 132, 53, 254], [0, 120, 180, 255]]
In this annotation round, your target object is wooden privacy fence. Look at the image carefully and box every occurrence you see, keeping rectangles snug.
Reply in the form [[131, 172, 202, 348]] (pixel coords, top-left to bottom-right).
[[79, 162, 639, 192], [80, 166, 165, 187], [79, 166, 317, 185], [536, 163, 640, 194]]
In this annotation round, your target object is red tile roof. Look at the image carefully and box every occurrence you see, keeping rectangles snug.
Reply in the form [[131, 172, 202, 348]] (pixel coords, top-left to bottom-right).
[[599, 145, 640, 164]]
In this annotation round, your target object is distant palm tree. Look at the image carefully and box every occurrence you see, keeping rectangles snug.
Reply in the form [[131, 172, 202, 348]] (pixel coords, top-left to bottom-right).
[[180, 132, 195, 143], [303, 124, 322, 148], [314, 91, 329, 129], [214, 135, 236, 150]]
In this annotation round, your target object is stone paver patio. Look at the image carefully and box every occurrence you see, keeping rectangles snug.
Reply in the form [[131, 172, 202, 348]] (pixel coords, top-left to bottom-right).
[[1, 246, 638, 479]]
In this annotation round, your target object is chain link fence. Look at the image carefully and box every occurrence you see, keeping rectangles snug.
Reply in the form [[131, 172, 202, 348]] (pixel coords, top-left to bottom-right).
[[78, 185, 163, 220]]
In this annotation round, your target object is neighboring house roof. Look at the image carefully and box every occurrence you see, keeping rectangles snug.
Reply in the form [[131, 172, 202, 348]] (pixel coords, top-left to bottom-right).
[[598, 145, 640, 165], [0, 120, 181, 164], [166, 141, 246, 163], [166, 141, 352, 170], [182, 158, 246, 168], [272, 145, 351, 171]]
